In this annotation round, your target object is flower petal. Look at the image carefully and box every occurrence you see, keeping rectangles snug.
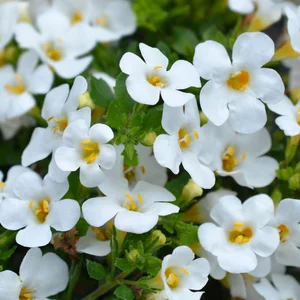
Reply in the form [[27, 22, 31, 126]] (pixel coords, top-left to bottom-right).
[[80, 163, 106, 187], [161, 88, 195, 107], [120, 52, 147, 75], [139, 43, 168, 69]]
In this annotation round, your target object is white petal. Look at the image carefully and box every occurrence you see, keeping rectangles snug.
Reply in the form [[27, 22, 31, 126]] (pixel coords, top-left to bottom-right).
[[161, 103, 183, 135], [275, 199, 300, 226], [161, 88, 195, 107], [249, 256, 271, 278], [68, 107, 91, 127], [229, 0, 255, 14], [275, 241, 300, 267], [43, 175, 69, 201], [55, 147, 81, 172], [0, 271, 21, 300], [98, 144, 116, 170], [253, 278, 281, 300], [272, 274, 300, 298], [80, 163, 106, 187], [28, 64, 54, 94], [120, 52, 147, 75], [15, 23, 39, 49], [48, 157, 70, 183], [17, 50, 39, 77], [228, 274, 246, 299], [89, 124, 114, 144], [275, 116, 300, 136], [62, 119, 88, 145], [20, 248, 42, 284], [145, 203, 179, 216], [139, 43, 168, 69], [7, 93, 35, 119]]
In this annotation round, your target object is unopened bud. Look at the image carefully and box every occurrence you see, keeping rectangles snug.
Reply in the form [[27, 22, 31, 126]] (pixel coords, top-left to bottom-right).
[[271, 188, 282, 206], [127, 249, 140, 263], [181, 179, 203, 201], [142, 132, 157, 146], [151, 230, 166, 246], [289, 173, 300, 191], [79, 92, 95, 109], [200, 112, 208, 125]]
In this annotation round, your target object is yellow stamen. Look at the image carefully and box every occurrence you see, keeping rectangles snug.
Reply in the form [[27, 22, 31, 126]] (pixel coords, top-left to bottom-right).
[[5, 75, 26, 94], [29, 199, 50, 223], [19, 287, 33, 300], [233, 222, 244, 227], [91, 226, 110, 241], [137, 193, 143, 203], [180, 267, 189, 275], [72, 10, 83, 24], [193, 130, 199, 139], [140, 165, 146, 174], [229, 222, 253, 244], [154, 65, 162, 70], [124, 194, 138, 211], [227, 70, 250, 92], [0, 182, 5, 188], [52, 119, 68, 134], [81, 140, 100, 164], [44, 42, 63, 61], [165, 268, 180, 288], [81, 139, 92, 145], [178, 128, 191, 149], [147, 75, 166, 88], [278, 224, 290, 242], [222, 145, 238, 172], [29, 200, 33, 209]]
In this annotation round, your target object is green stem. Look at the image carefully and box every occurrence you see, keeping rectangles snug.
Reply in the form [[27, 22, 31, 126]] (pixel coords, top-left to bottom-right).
[[81, 272, 130, 300], [65, 256, 83, 300]]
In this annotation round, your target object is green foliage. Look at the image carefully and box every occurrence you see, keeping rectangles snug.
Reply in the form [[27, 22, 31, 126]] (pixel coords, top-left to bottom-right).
[[115, 258, 135, 272], [90, 77, 115, 108], [114, 285, 134, 300], [0, 246, 17, 260], [76, 218, 89, 237], [86, 260, 107, 280]]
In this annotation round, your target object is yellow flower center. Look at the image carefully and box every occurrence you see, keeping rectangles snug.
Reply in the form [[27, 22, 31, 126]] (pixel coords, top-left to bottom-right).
[[124, 193, 143, 211], [44, 42, 63, 61], [81, 139, 100, 164], [96, 14, 108, 26], [91, 226, 110, 241], [48, 116, 68, 134], [227, 70, 250, 92], [123, 164, 146, 182], [72, 10, 83, 24], [222, 146, 246, 172], [5, 75, 26, 95], [278, 224, 290, 243], [178, 128, 199, 150], [297, 108, 300, 125], [229, 222, 253, 244], [165, 267, 189, 289], [147, 66, 166, 88], [29, 199, 50, 223], [0, 182, 5, 188], [19, 287, 33, 300]]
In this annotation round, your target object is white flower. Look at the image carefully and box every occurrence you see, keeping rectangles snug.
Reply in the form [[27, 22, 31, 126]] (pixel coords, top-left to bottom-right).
[[120, 43, 200, 106], [269, 198, 300, 267], [0, 172, 80, 247], [76, 223, 112, 257], [228, 0, 255, 14], [0, 247, 69, 299], [268, 96, 300, 136], [22, 76, 90, 182], [283, 58, 300, 91], [153, 98, 215, 189], [193, 32, 285, 134], [198, 194, 280, 273], [15, 9, 95, 79], [199, 122, 278, 188], [161, 246, 210, 300], [83, 179, 178, 234], [254, 274, 300, 300], [0, 50, 53, 120], [103, 144, 168, 187], [55, 119, 116, 187], [286, 5, 300, 53]]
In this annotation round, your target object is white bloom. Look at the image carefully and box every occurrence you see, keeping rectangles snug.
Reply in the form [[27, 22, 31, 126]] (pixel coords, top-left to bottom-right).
[[28, 0, 51, 23], [153, 98, 215, 189], [269, 198, 300, 267], [283, 58, 300, 90], [193, 32, 285, 134], [228, 0, 255, 14], [15, 9, 95, 79], [198, 194, 280, 273], [83, 179, 178, 234], [161, 246, 210, 300], [286, 5, 300, 53], [120, 43, 200, 106], [268, 96, 300, 136], [0, 50, 53, 120], [199, 122, 278, 188], [0, 248, 69, 299], [103, 144, 168, 187], [0, 172, 80, 247], [22, 76, 90, 182], [55, 119, 116, 187], [76, 224, 112, 257], [254, 274, 300, 300]]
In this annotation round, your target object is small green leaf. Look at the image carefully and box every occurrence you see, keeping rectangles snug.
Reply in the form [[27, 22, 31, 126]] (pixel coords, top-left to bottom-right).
[[106, 102, 127, 129], [145, 256, 162, 276], [115, 258, 134, 272], [76, 218, 89, 237], [90, 77, 115, 108], [175, 221, 199, 245], [114, 285, 134, 300], [86, 260, 106, 280], [0, 246, 17, 260], [122, 143, 138, 166]]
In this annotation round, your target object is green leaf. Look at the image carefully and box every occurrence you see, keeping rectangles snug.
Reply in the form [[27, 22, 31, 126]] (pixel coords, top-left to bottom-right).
[[142, 105, 163, 134], [115, 258, 134, 272], [86, 260, 106, 280], [144, 256, 162, 276], [165, 172, 190, 198], [0, 246, 17, 260], [76, 218, 89, 237], [90, 77, 115, 108], [106, 101, 127, 129], [175, 222, 199, 245], [114, 285, 134, 300], [202, 26, 228, 48], [122, 143, 138, 166]]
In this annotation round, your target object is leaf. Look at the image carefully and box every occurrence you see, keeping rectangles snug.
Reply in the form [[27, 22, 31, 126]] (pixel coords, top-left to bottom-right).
[[144, 256, 162, 276], [114, 285, 134, 300], [90, 77, 115, 108], [106, 101, 127, 129], [142, 105, 163, 134], [86, 260, 106, 280], [122, 143, 138, 166], [165, 172, 190, 198], [0, 246, 17, 260], [76, 218, 89, 237], [175, 222, 199, 245], [115, 258, 134, 272]]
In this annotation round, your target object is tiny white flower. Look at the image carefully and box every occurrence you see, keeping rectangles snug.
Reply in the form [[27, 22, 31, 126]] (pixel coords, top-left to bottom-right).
[[83, 179, 178, 234], [153, 98, 215, 189], [228, 0, 255, 14], [55, 119, 116, 187], [15, 9, 95, 79], [198, 194, 280, 274], [0, 172, 80, 247], [103, 144, 168, 187], [193, 32, 285, 134], [76, 223, 112, 257], [120, 43, 200, 106], [286, 5, 300, 53], [0, 50, 53, 120], [269, 198, 300, 267], [254, 274, 300, 300], [199, 122, 278, 188], [268, 96, 300, 136], [0, 247, 69, 299], [161, 246, 210, 300]]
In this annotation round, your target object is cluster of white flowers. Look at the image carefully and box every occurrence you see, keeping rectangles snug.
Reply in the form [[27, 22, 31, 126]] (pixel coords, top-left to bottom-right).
[[0, 0, 300, 300]]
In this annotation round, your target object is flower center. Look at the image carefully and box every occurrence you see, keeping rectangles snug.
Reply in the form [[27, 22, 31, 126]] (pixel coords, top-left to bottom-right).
[[29, 199, 50, 223], [124, 193, 143, 211], [277, 224, 290, 243], [19, 287, 33, 300], [297, 108, 300, 125], [178, 128, 199, 150], [81, 139, 100, 164], [165, 267, 189, 289], [48, 116, 68, 134], [222, 146, 246, 172], [72, 10, 83, 24], [0, 182, 5, 188], [91, 226, 110, 241], [123, 164, 146, 182], [44, 42, 63, 61], [5, 75, 26, 95], [96, 14, 108, 26], [227, 70, 250, 92], [229, 222, 253, 244], [147, 66, 166, 88]]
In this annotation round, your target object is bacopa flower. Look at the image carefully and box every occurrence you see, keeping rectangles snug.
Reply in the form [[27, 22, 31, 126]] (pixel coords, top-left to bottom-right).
[[153, 98, 215, 189], [199, 122, 278, 188], [120, 43, 200, 106], [161, 246, 210, 300], [269, 199, 300, 267], [228, 0, 255, 14], [0, 248, 69, 299], [193, 32, 285, 134], [15, 9, 95, 79], [55, 119, 116, 187], [0, 172, 80, 247], [0, 50, 53, 120], [83, 179, 178, 234], [198, 194, 280, 274], [268, 96, 300, 136], [286, 5, 300, 53]]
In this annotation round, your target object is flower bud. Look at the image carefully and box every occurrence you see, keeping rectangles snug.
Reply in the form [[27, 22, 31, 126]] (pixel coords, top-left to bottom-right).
[[289, 173, 300, 191], [181, 179, 203, 201], [200, 112, 208, 125], [79, 92, 95, 109], [151, 230, 166, 246], [127, 249, 140, 264], [142, 132, 157, 146]]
